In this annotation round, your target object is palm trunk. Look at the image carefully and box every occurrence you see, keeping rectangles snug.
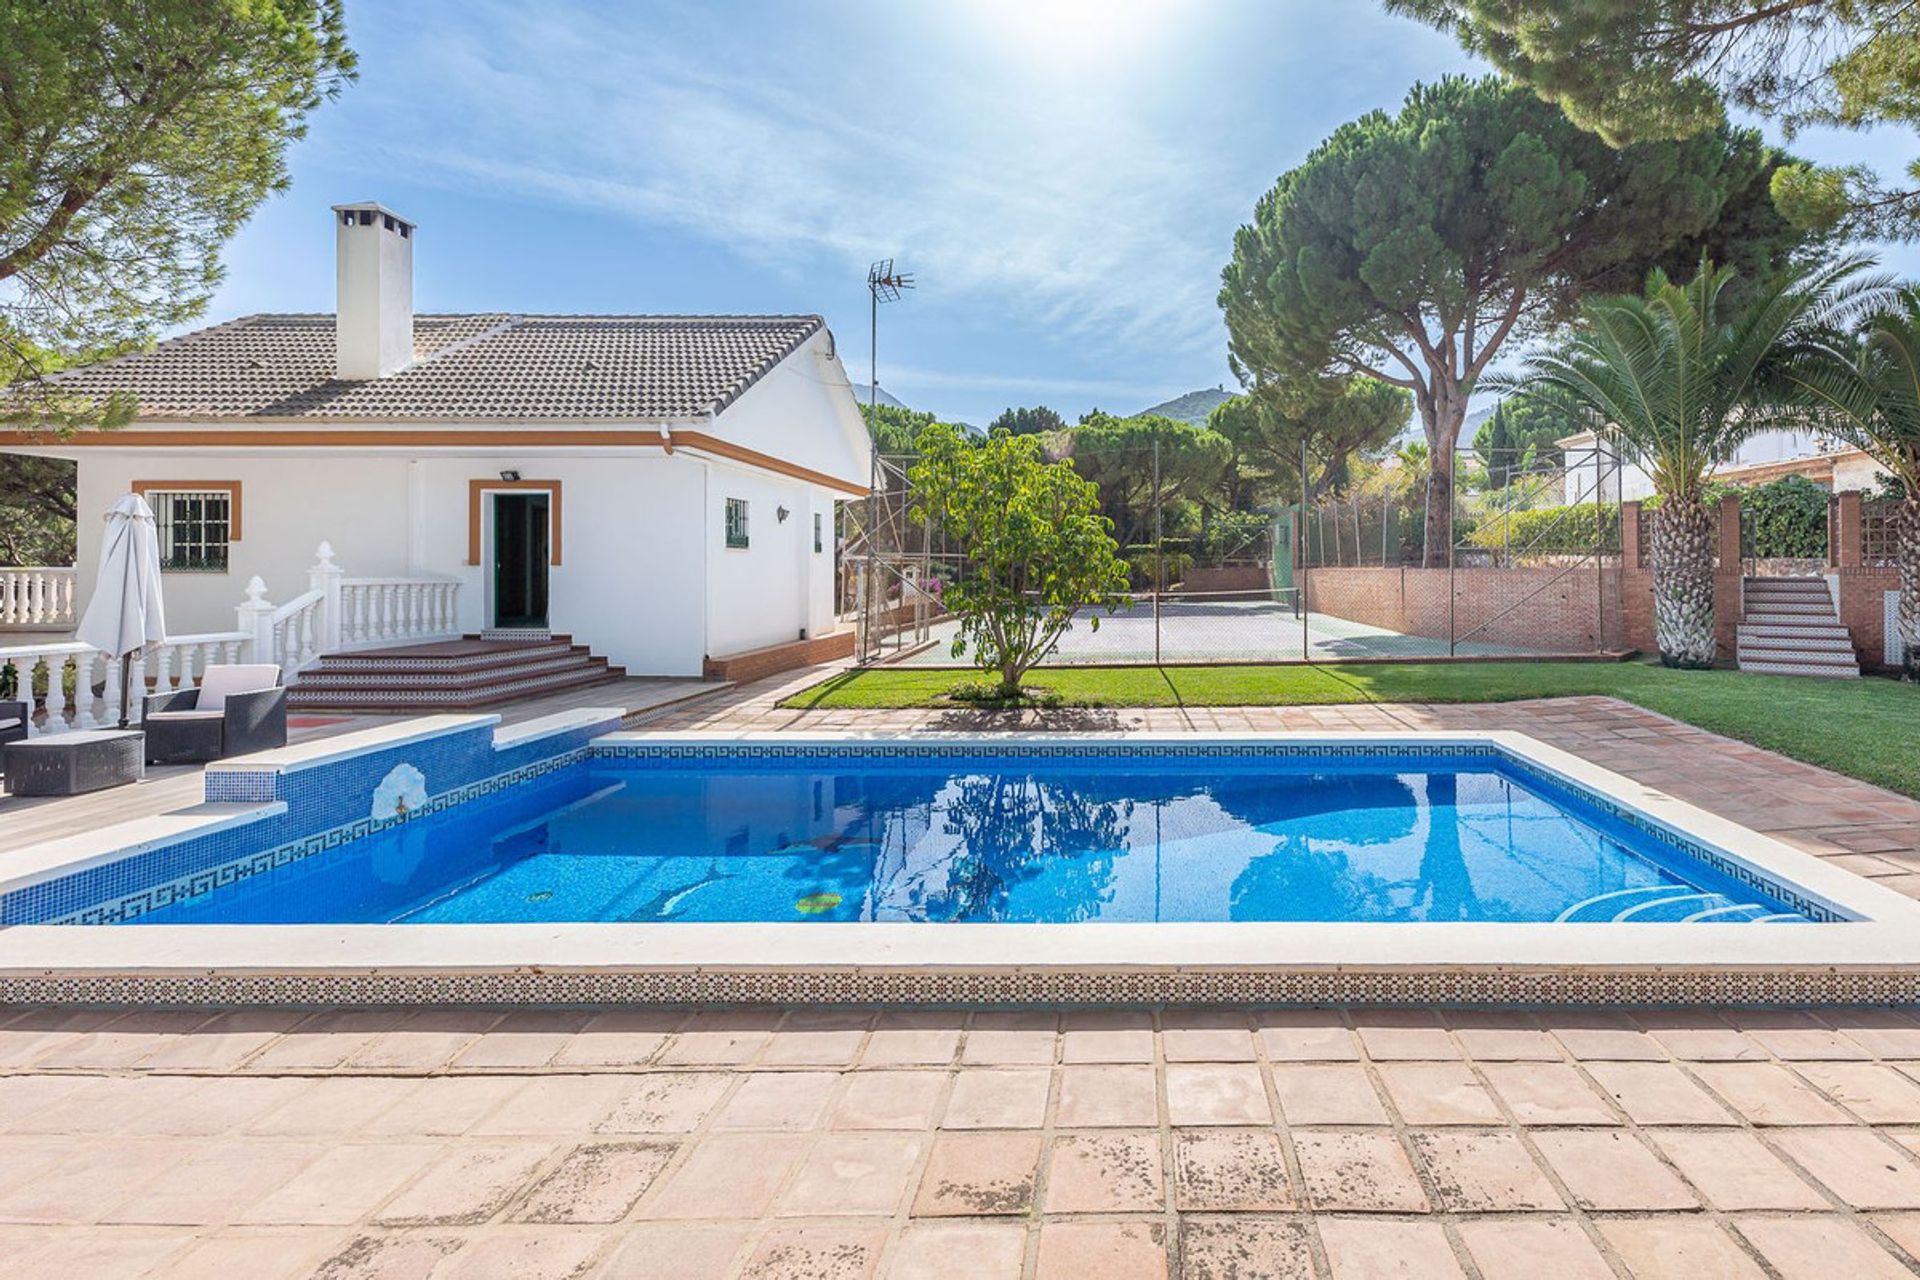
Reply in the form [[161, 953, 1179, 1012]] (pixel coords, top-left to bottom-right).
[[1651, 496, 1717, 669], [1898, 498, 1920, 682]]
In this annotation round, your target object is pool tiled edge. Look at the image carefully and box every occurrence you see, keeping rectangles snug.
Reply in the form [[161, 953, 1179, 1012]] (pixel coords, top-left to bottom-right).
[[3, 726, 1920, 1007]]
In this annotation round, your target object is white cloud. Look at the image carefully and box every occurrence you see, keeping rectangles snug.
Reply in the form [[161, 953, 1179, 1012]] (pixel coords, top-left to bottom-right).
[[333, 1, 1243, 361]]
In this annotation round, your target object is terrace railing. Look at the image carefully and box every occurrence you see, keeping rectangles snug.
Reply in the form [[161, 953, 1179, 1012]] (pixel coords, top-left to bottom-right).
[[0, 566, 77, 630]]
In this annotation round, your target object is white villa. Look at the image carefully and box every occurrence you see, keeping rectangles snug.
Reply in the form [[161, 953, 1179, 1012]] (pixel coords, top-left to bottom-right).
[[0, 203, 873, 698], [1559, 426, 1889, 505]]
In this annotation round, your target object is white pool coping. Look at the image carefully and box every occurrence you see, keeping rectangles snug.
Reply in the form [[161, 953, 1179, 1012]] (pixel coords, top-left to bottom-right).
[[4, 728, 1920, 1005]]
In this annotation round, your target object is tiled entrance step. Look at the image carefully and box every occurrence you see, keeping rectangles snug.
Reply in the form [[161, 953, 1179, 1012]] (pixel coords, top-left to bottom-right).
[[1737, 577, 1859, 678], [287, 635, 624, 711]]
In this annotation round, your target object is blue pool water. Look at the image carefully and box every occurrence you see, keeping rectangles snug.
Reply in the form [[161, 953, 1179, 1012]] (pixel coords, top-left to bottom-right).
[[127, 752, 1813, 926]]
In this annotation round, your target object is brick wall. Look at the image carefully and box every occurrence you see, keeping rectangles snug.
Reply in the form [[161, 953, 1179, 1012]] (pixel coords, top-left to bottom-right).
[[1302, 566, 1624, 652], [1181, 565, 1272, 592], [703, 630, 856, 682]]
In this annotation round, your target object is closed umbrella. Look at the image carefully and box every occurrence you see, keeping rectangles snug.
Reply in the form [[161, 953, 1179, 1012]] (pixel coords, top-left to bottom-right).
[[75, 494, 168, 728]]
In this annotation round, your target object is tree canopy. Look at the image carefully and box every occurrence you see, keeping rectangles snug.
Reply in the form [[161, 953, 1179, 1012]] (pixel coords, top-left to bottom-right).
[[1221, 74, 1811, 562], [1473, 396, 1578, 488], [1065, 413, 1232, 548], [1385, 0, 1920, 238], [1209, 379, 1412, 506], [1, 0, 356, 430], [988, 405, 1067, 436]]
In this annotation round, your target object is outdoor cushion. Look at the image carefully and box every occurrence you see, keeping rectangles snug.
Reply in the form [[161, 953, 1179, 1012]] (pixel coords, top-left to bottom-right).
[[145, 709, 226, 721], [0, 717, 19, 730], [194, 664, 281, 714]]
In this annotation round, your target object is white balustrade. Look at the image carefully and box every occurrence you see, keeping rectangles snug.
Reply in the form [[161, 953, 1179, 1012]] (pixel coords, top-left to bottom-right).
[[1, 632, 250, 735], [0, 567, 77, 629]]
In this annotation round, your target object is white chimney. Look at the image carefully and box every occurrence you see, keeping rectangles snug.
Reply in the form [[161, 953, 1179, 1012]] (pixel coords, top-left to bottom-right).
[[332, 202, 415, 380]]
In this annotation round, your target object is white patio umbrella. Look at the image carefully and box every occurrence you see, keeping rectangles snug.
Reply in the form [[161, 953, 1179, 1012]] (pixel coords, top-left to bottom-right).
[[75, 493, 168, 728]]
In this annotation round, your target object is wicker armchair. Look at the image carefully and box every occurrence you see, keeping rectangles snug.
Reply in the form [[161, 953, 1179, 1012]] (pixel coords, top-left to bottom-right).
[[143, 664, 287, 765]]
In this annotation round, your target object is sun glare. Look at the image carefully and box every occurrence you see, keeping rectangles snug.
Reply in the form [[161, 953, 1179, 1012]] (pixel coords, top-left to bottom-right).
[[961, 0, 1187, 69]]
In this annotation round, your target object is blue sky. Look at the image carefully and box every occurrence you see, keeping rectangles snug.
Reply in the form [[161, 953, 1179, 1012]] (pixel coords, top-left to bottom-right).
[[207, 0, 1919, 427]]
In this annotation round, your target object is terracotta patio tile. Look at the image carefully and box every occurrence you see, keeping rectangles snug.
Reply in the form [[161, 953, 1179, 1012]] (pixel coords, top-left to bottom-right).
[[885, 1222, 1026, 1279], [860, 1026, 962, 1067], [0, 1140, 190, 1224], [741, 1224, 886, 1280], [1353, 1011, 1458, 1061], [1770, 1128, 1920, 1208], [1161, 1013, 1256, 1063], [104, 1139, 325, 1226], [468, 1075, 636, 1136], [1292, 1130, 1429, 1212], [1868, 1212, 1920, 1264], [1044, 1131, 1164, 1213], [1177, 1215, 1314, 1279], [132, 1009, 300, 1071], [1829, 1011, 1920, 1059], [1060, 1011, 1156, 1063], [1796, 1062, 1920, 1123], [1692, 1062, 1855, 1126], [1636, 1013, 1767, 1061], [1735, 1215, 1915, 1280], [1541, 1015, 1669, 1061], [1269, 1063, 1388, 1125], [596, 1072, 734, 1134], [447, 1009, 592, 1069], [1054, 1065, 1159, 1128], [1725, 1011, 1873, 1061], [762, 1012, 871, 1066], [1582, 1061, 1736, 1126], [1161, 1063, 1267, 1126], [28, 1010, 209, 1070], [156, 1230, 342, 1280], [1374, 1062, 1503, 1125], [658, 1009, 778, 1065], [1317, 1216, 1464, 1278], [123, 1075, 311, 1138], [1254, 1012, 1359, 1062], [598, 1223, 751, 1279], [943, 1069, 1051, 1129], [1531, 1131, 1699, 1211], [962, 1030, 1057, 1066], [777, 1133, 923, 1217], [440, 1230, 612, 1279], [235, 1143, 441, 1225], [346, 1009, 495, 1070], [1645, 1129, 1826, 1210], [642, 1133, 810, 1219], [1455, 1217, 1615, 1280], [1409, 1129, 1562, 1211], [9, 1227, 198, 1280], [832, 1071, 947, 1130], [245, 1076, 423, 1137], [0, 1077, 90, 1134], [373, 1141, 552, 1225], [912, 1132, 1042, 1217], [357, 1075, 526, 1138], [1478, 1061, 1617, 1125], [309, 1231, 466, 1279], [1445, 1011, 1559, 1060], [1173, 1129, 1294, 1211], [712, 1071, 840, 1131], [1596, 1218, 1766, 1279], [1034, 1220, 1167, 1280], [0, 1138, 88, 1198], [245, 1009, 410, 1070], [547, 1010, 680, 1068]]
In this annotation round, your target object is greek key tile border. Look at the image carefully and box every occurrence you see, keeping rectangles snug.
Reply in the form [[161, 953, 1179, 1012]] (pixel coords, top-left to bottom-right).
[[41, 749, 592, 926], [2, 965, 1915, 1008]]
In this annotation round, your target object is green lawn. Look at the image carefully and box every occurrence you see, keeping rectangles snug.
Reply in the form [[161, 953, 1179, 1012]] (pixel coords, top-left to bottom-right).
[[781, 661, 1920, 799]]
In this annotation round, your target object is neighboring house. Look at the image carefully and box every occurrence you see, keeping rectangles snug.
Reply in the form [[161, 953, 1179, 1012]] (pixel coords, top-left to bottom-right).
[[0, 204, 873, 681], [1558, 427, 1889, 505]]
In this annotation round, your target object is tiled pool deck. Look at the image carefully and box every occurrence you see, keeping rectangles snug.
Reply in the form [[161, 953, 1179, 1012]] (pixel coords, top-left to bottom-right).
[[9, 1005, 1920, 1277], [5, 665, 1920, 1274]]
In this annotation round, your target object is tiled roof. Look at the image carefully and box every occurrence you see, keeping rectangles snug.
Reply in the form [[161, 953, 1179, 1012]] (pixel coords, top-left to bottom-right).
[[33, 313, 825, 422]]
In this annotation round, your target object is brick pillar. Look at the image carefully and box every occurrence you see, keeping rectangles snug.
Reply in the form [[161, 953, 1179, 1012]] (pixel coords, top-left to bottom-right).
[[1715, 493, 1744, 657], [1833, 489, 1863, 569], [1621, 501, 1642, 568], [1717, 494, 1743, 568]]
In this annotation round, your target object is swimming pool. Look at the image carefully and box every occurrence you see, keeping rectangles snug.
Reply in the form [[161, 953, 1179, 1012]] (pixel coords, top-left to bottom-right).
[[129, 747, 1812, 927]]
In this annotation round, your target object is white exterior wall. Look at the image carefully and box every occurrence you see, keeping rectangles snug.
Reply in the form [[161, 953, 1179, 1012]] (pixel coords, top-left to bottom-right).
[[700, 458, 836, 657]]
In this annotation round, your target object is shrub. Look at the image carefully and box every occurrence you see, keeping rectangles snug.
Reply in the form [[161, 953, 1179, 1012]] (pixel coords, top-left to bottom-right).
[[1466, 502, 1619, 556], [1739, 474, 1830, 558]]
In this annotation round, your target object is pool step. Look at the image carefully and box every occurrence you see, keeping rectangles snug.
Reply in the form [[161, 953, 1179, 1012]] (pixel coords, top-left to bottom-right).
[[1736, 578, 1859, 679], [288, 635, 625, 711]]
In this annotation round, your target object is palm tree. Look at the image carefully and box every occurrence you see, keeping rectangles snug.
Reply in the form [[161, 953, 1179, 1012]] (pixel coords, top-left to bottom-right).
[[1779, 289, 1920, 680], [1505, 256, 1885, 668]]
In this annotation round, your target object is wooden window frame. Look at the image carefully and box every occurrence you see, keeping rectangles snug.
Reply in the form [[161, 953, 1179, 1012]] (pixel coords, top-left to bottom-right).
[[131, 480, 241, 573]]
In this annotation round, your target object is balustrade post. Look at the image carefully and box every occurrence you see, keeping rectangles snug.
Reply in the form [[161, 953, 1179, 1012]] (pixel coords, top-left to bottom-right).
[[309, 541, 345, 654], [236, 576, 278, 668]]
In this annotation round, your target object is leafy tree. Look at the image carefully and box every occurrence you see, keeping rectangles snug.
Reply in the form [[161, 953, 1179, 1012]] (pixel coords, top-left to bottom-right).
[[1385, 0, 1920, 238], [1474, 396, 1578, 487], [908, 422, 1129, 697], [1221, 75, 1813, 565], [1065, 413, 1232, 550], [1, 0, 356, 431], [988, 405, 1067, 437], [1506, 255, 1882, 668], [865, 403, 942, 458], [1779, 288, 1920, 677], [1210, 379, 1412, 507]]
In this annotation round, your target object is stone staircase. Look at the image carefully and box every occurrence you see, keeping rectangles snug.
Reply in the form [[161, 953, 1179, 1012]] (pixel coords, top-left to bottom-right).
[[1736, 577, 1859, 678], [287, 634, 625, 711]]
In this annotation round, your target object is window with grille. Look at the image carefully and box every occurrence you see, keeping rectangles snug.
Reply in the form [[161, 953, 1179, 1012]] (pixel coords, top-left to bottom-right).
[[150, 490, 232, 571], [1864, 499, 1900, 567], [725, 498, 750, 549], [813, 512, 823, 553]]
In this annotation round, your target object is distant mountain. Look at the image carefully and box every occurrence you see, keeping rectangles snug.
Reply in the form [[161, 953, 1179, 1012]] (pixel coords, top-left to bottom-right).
[[853, 382, 910, 411], [1135, 387, 1232, 425], [1394, 404, 1495, 450]]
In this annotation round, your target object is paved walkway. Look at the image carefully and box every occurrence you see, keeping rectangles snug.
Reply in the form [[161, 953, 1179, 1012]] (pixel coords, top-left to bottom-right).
[[8, 1005, 1920, 1277]]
